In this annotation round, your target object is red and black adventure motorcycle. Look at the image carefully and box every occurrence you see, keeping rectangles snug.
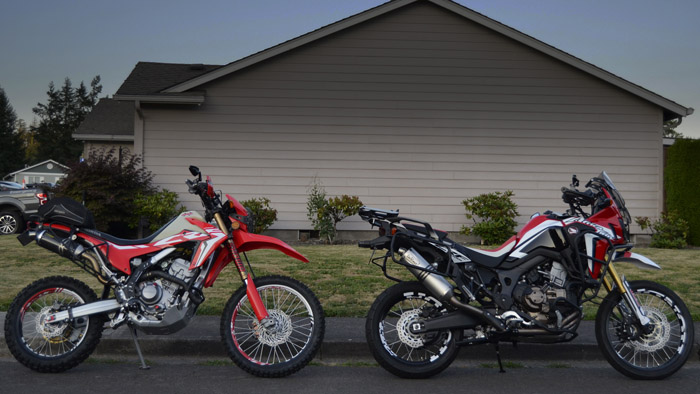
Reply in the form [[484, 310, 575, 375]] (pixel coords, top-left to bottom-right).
[[4, 166, 324, 377], [358, 172, 693, 379]]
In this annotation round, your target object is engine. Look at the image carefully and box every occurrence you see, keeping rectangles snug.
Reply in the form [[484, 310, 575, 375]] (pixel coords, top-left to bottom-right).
[[512, 262, 574, 325], [137, 257, 197, 316], [125, 255, 202, 334]]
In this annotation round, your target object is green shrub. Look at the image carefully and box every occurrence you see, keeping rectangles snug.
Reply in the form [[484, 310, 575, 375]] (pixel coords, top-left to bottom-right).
[[319, 195, 363, 242], [130, 189, 185, 232], [306, 178, 333, 240], [240, 197, 278, 234], [460, 190, 519, 245], [306, 178, 362, 242], [665, 139, 700, 245], [636, 212, 689, 249]]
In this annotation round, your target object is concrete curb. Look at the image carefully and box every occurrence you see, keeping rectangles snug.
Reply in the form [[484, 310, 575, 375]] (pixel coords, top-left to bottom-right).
[[1, 313, 698, 363]]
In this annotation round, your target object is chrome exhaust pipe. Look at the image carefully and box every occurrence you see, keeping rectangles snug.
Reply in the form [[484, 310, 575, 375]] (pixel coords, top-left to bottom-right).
[[399, 248, 505, 331]]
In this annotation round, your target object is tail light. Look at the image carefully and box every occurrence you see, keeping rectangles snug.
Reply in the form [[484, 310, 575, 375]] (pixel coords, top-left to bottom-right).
[[35, 192, 48, 205]]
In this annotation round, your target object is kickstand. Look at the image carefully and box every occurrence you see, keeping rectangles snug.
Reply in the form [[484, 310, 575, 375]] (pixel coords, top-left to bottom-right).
[[494, 342, 506, 373], [129, 326, 150, 370]]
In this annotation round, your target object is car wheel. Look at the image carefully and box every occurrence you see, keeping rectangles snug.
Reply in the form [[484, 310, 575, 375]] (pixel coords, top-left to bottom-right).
[[0, 210, 23, 235]]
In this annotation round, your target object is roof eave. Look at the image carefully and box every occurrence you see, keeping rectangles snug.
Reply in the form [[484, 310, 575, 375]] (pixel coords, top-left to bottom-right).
[[72, 133, 135, 142], [113, 94, 205, 104]]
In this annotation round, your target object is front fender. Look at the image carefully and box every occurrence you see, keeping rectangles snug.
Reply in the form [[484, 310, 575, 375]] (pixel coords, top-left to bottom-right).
[[612, 251, 661, 270], [233, 231, 309, 263]]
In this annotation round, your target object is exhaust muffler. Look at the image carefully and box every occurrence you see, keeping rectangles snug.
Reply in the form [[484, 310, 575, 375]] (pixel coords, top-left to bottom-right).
[[35, 229, 85, 260], [399, 248, 505, 331], [399, 247, 455, 300]]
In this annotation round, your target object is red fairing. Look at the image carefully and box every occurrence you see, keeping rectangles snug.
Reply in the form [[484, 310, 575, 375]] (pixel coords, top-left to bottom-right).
[[226, 194, 249, 216], [588, 190, 625, 243], [516, 215, 550, 241]]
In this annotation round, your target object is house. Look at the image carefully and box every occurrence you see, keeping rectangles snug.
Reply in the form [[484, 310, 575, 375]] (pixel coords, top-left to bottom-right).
[[73, 98, 137, 157], [82, 0, 692, 240], [3, 159, 68, 186]]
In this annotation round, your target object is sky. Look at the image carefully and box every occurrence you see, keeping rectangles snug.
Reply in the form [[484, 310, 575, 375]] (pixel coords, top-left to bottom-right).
[[1, 0, 699, 138]]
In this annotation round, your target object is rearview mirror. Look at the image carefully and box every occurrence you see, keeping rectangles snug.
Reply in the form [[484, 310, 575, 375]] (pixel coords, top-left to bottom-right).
[[189, 165, 200, 177]]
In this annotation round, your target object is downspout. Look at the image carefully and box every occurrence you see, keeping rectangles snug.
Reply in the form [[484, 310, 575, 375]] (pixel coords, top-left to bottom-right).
[[134, 100, 144, 166]]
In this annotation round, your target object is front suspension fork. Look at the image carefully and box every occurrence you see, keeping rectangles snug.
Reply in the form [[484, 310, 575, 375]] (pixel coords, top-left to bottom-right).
[[214, 213, 271, 325], [603, 263, 651, 326]]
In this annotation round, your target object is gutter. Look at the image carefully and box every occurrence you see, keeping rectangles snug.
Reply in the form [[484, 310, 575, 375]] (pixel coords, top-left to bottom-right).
[[72, 133, 135, 142], [113, 94, 205, 105]]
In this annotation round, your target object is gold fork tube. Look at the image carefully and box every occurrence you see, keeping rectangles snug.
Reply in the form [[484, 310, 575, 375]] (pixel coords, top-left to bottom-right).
[[605, 263, 626, 294]]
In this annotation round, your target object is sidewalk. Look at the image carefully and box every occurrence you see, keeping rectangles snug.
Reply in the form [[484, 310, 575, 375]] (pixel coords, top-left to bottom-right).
[[1, 312, 698, 362]]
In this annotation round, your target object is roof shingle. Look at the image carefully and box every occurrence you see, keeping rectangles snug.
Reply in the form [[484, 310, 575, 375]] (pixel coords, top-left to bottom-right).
[[115, 62, 222, 95]]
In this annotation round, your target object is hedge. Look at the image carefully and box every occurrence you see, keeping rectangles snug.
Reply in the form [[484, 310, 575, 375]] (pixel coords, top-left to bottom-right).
[[665, 139, 700, 245]]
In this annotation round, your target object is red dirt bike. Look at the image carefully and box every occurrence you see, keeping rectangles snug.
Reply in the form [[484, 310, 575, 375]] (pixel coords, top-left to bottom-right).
[[4, 165, 324, 377], [358, 172, 693, 379]]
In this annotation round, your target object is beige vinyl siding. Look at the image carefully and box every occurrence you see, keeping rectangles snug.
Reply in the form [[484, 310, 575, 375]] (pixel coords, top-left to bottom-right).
[[141, 2, 663, 233]]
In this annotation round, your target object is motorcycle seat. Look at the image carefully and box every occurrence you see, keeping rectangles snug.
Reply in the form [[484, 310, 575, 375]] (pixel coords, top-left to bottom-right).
[[453, 236, 517, 268], [81, 227, 162, 246], [79, 215, 179, 246]]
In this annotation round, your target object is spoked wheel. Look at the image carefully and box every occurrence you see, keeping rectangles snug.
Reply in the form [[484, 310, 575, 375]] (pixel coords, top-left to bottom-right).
[[3, 276, 104, 372], [220, 275, 324, 377], [595, 280, 694, 380], [366, 281, 459, 378]]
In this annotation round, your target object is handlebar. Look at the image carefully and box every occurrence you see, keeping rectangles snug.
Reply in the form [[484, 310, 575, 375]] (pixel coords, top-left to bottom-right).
[[561, 186, 596, 206]]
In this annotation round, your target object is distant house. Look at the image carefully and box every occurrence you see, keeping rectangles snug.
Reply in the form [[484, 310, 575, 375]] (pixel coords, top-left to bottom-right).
[[80, 0, 693, 239], [3, 159, 68, 186]]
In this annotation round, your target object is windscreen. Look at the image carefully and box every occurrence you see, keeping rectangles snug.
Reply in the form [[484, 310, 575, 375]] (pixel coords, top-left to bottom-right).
[[599, 171, 631, 239]]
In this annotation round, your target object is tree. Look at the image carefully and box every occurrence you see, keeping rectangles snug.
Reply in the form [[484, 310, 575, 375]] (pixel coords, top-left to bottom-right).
[[55, 148, 154, 235], [0, 86, 25, 177], [663, 119, 684, 139], [16, 120, 38, 163], [31, 76, 102, 165]]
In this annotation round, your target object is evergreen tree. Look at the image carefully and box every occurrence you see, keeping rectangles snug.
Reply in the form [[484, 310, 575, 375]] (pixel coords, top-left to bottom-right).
[[0, 86, 25, 177], [31, 76, 102, 165], [16, 120, 38, 163]]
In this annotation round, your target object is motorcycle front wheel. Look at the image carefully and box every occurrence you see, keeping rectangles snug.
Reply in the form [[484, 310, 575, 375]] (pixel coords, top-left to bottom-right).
[[3, 276, 104, 372], [220, 275, 324, 377], [366, 281, 459, 378], [595, 280, 694, 380]]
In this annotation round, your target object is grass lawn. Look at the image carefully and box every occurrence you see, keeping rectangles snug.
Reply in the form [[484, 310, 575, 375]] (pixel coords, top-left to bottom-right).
[[1, 235, 697, 320]]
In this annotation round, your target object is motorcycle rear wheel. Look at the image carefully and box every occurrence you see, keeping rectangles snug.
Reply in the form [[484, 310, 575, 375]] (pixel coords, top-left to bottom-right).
[[366, 281, 459, 378], [220, 275, 324, 377], [3, 276, 104, 372], [595, 280, 694, 380]]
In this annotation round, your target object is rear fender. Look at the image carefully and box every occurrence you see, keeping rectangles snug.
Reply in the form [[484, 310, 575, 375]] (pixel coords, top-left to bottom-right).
[[612, 251, 661, 270]]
